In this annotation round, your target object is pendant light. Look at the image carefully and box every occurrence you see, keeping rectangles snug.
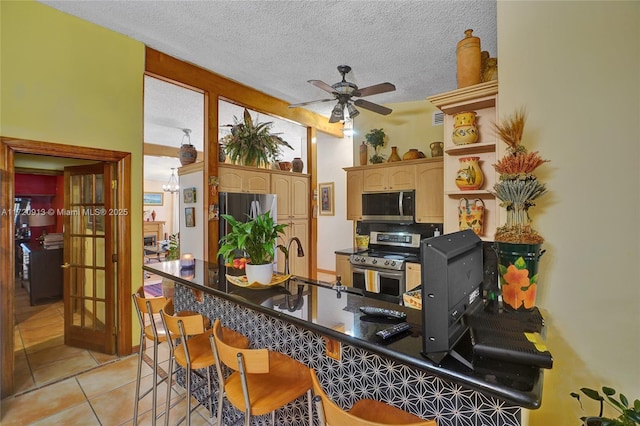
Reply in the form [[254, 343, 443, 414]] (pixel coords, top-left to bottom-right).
[[163, 168, 179, 193]]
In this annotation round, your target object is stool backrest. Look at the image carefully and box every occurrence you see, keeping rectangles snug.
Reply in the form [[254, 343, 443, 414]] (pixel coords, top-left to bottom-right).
[[311, 369, 436, 426], [212, 319, 269, 374], [160, 299, 207, 338], [133, 286, 168, 315]]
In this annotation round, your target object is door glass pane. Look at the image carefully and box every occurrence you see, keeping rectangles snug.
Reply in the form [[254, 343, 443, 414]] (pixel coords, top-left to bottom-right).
[[72, 297, 82, 326], [70, 210, 81, 234], [70, 237, 85, 264], [96, 270, 105, 299], [96, 301, 105, 331], [71, 176, 81, 203], [95, 238, 105, 267], [95, 175, 104, 203], [81, 175, 93, 204], [84, 300, 95, 328], [84, 269, 94, 298]]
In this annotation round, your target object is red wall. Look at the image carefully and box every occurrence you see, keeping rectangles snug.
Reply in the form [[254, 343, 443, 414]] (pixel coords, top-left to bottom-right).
[[15, 173, 63, 239]]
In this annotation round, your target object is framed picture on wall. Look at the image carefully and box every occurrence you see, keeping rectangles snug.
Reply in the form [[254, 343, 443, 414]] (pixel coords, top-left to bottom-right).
[[143, 192, 164, 206], [183, 187, 196, 204], [185, 207, 195, 227], [319, 182, 334, 216]]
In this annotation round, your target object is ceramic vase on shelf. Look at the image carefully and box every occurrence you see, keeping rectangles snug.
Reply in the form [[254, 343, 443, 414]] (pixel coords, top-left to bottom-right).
[[455, 156, 484, 190], [452, 111, 479, 145], [292, 157, 304, 172], [430, 142, 444, 157], [494, 242, 546, 311], [402, 149, 421, 160], [388, 147, 401, 162], [359, 142, 368, 165], [456, 29, 482, 88], [458, 198, 484, 236]]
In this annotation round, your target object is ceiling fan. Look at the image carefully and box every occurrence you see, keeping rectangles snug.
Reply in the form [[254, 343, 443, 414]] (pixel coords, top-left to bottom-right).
[[289, 65, 396, 123]]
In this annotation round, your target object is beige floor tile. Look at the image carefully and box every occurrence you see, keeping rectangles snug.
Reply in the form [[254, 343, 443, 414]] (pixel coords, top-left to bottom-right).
[[28, 342, 87, 370], [32, 351, 98, 386], [89, 376, 164, 426], [20, 324, 65, 354], [77, 354, 149, 399], [0, 378, 85, 425], [89, 349, 120, 365], [13, 328, 24, 352], [13, 350, 36, 394], [17, 306, 62, 330], [30, 401, 100, 426]]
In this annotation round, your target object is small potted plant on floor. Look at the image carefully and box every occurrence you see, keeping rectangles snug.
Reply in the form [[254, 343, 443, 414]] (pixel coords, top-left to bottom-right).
[[491, 108, 549, 311], [217, 211, 287, 284], [364, 128, 387, 164], [220, 108, 293, 168]]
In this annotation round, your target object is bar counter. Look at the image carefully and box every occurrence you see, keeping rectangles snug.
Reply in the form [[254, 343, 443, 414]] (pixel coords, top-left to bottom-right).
[[144, 260, 544, 426]]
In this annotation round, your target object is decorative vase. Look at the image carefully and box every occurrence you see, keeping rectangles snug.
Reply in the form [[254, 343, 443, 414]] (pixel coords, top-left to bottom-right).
[[452, 111, 479, 145], [456, 29, 482, 88], [458, 198, 484, 236], [218, 144, 226, 163], [359, 142, 368, 166], [402, 149, 421, 160], [292, 157, 304, 173], [430, 142, 444, 157], [494, 242, 546, 311], [151, 210, 156, 221], [482, 57, 498, 82], [245, 263, 274, 285], [178, 144, 198, 166], [455, 156, 484, 190], [388, 147, 401, 162]]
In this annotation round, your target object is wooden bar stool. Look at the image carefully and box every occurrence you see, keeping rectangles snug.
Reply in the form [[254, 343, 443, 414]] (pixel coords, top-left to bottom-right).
[[161, 301, 249, 426], [132, 286, 170, 425], [311, 369, 438, 426], [210, 319, 313, 426]]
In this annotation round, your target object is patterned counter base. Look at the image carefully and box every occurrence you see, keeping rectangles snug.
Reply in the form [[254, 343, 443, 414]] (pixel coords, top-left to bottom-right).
[[174, 284, 521, 426]]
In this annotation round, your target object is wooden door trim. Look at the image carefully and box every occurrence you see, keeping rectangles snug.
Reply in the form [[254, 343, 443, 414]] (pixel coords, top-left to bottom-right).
[[0, 137, 132, 397]]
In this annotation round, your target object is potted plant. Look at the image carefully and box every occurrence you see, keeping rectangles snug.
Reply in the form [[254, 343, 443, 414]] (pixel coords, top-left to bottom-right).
[[217, 211, 287, 284], [491, 108, 549, 311], [364, 128, 387, 164], [571, 386, 640, 425], [220, 108, 293, 168]]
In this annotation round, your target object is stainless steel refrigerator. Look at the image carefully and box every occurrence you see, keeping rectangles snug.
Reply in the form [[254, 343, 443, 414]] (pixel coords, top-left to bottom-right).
[[218, 192, 278, 275]]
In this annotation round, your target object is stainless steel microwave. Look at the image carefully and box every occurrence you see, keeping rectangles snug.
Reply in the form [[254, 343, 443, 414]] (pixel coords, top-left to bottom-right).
[[361, 191, 415, 223]]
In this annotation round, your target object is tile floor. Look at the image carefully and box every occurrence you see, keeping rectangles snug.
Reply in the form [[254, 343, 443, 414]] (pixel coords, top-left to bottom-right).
[[1, 278, 214, 425]]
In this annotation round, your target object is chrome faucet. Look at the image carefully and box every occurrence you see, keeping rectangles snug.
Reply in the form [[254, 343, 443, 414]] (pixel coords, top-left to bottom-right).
[[284, 237, 304, 275]]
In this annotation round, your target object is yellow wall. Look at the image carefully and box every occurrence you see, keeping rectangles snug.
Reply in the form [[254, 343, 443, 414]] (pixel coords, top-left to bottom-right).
[[353, 100, 444, 165], [500, 2, 640, 424], [1, 1, 145, 346]]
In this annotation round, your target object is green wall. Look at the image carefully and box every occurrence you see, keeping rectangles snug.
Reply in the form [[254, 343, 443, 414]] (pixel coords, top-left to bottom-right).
[[1, 0, 145, 346]]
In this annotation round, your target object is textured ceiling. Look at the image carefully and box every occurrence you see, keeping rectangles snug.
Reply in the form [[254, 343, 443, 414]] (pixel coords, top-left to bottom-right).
[[38, 0, 497, 182]]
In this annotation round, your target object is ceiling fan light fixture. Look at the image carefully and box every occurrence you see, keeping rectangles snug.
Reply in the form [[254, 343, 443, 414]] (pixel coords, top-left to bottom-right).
[[346, 103, 359, 119], [329, 102, 344, 123], [163, 167, 180, 193]]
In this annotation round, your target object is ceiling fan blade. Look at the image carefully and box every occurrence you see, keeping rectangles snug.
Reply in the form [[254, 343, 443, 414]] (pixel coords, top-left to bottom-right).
[[356, 82, 396, 97], [288, 98, 334, 108], [308, 80, 337, 94], [354, 99, 393, 115]]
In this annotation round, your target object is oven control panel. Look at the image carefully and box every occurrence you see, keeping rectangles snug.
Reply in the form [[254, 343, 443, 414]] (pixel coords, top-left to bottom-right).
[[370, 231, 421, 248], [350, 254, 406, 270]]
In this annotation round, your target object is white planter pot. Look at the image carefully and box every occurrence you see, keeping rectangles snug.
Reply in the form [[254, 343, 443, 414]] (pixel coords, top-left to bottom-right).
[[245, 263, 273, 285]]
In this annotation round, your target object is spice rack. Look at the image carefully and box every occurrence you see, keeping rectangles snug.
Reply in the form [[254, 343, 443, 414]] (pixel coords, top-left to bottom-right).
[[427, 81, 501, 241]]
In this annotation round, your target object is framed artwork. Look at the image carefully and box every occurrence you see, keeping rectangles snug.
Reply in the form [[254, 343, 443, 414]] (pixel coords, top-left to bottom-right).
[[319, 182, 334, 216], [143, 192, 164, 206], [183, 187, 196, 204], [185, 207, 195, 227]]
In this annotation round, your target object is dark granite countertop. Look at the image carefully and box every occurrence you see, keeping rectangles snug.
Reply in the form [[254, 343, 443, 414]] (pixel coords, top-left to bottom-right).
[[334, 247, 363, 255], [144, 260, 543, 409]]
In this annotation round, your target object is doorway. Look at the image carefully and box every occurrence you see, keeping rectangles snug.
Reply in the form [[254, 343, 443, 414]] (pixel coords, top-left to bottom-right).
[[1, 138, 133, 398]]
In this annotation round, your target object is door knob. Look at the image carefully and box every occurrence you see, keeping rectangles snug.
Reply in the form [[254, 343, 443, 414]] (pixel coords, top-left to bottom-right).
[[61, 263, 71, 269]]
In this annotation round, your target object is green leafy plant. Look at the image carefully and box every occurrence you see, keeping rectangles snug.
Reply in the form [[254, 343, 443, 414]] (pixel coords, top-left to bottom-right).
[[165, 233, 180, 260], [217, 211, 287, 265], [571, 386, 640, 426], [221, 108, 293, 168], [364, 128, 386, 164]]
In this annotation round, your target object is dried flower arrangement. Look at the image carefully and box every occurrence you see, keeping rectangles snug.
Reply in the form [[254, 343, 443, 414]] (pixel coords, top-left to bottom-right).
[[492, 108, 549, 244]]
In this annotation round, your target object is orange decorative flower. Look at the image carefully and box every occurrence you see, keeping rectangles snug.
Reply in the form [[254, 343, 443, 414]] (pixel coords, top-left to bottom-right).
[[226, 257, 249, 270], [501, 263, 535, 310]]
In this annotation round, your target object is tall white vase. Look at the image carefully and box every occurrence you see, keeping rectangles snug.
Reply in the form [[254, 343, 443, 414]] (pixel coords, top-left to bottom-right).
[[245, 263, 273, 285]]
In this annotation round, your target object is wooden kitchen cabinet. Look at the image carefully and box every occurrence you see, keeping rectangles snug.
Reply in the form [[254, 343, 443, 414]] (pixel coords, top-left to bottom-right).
[[218, 164, 271, 194], [335, 254, 353, 286], [276, 220, 308, 277], [345, 170, 363, 220], [363, 165, 415, 192], [428, 80, 500, 240], [415, 161, 444, 223], [20, 242, 63, 305], [271, 172, 309, 220], [406, 262, 421, 292]]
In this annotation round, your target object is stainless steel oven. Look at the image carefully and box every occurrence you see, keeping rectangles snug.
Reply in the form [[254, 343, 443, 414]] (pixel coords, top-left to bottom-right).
[[349, 231, 421, 304]]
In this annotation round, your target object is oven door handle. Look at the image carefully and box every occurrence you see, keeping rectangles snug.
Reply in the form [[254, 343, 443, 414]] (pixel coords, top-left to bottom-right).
[[352, 266, 404, 279]]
